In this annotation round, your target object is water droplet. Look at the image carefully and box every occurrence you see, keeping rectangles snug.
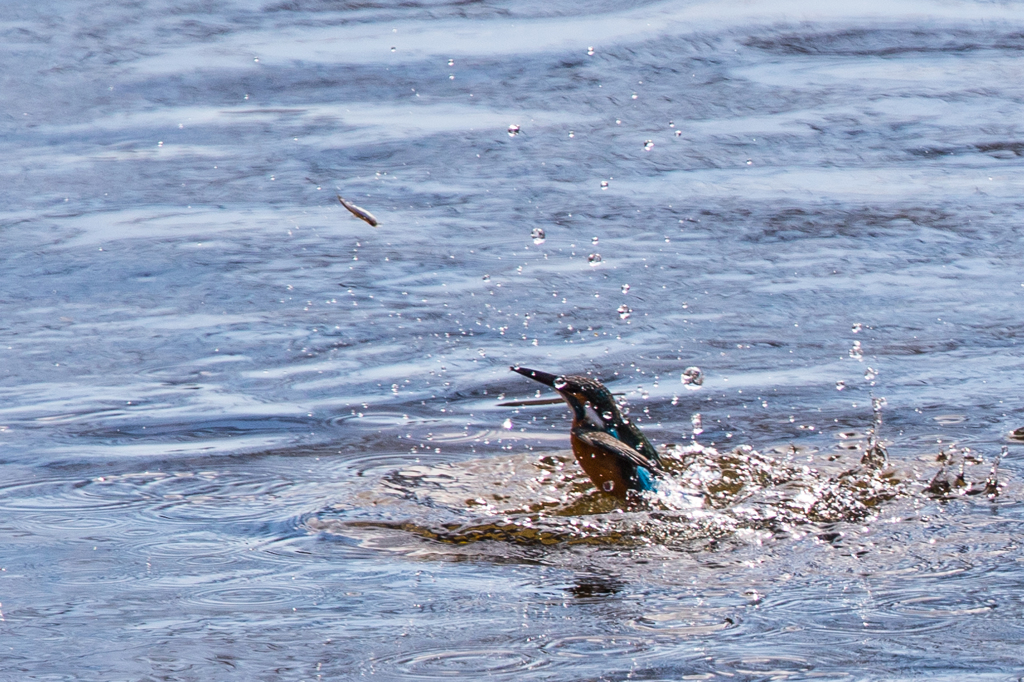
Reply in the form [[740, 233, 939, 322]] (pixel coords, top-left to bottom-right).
[[852, 322, 863, 333], [746, 159, 753, 165], [631, 93, 638, 100], [602, 411, 614, 421], [849, 340, 863, 361], [602, 480, 615, 492], [482, 274, 490, 281], [615, 119, 621, 125], [531, 227, 546, 244], [681, 366, 703, 389], [621, 283, 630, 294], [449, 74, 455, 80], [502, 418, 513, 430], [617, 304, 631, 319], [478, 348, 486, 357], [391, 46, 396, 52], [643, 140, 654, 151], [568, 130, 575, 138], [674, 130, 682, 137], [600, 180, 609, 189], [391, 383, 399, 394], [588, 253, 602, 266], [553, 377, 568, 390], [865, 367, 878, 382], [507, 124, 520, 137], [587, 46, 595, 56], [254, 57, 259, 62], [671, 395, 679, 406], [691, 413, 703, 435], [836, 380, 846, 391], [448, 58, 454, 66], [591, 236, 599, 245], [669, 120, 675, 128]]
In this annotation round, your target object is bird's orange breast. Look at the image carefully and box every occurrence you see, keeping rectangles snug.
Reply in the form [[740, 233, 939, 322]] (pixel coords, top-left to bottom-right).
[[569, 430, 632, 500]]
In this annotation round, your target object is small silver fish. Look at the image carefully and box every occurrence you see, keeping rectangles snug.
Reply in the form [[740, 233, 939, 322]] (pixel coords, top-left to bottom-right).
[[337, 195, 378, 227]]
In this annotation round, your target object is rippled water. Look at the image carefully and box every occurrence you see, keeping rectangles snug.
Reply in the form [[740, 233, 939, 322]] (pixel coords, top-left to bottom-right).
[[4, 0, 1024, 678]]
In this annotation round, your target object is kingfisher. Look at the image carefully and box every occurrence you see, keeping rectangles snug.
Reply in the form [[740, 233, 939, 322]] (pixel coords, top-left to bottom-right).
[[511, 366, 662, 501]]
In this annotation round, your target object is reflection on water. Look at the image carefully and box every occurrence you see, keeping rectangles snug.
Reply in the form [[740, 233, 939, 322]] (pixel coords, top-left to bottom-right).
[[4, 0, 1024, 678]]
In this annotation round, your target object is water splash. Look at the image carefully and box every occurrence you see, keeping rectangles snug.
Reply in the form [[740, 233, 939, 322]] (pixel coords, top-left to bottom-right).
[[860, 396, 888, 468]]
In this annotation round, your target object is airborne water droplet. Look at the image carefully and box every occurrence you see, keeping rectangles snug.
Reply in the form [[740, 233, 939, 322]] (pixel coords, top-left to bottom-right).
[[600, 180, 609, 189], [502, 418, 513, 430], [644, 140, 654, 151], [591, 236, 599, 245], [621, 283, 630, 294], [587, 46, 595, 56], [588, 253, 602, 266], [836, 380, 846, 391], [691, 413, 703, 435], [675, 130, 682, 137], [681, 366, 703, 389], [617, 304, 631, 319], [531, 227, 546, 244], [448, 58, 454, 66], [849, 340, 863, 361], [507, 124, 520, 137]]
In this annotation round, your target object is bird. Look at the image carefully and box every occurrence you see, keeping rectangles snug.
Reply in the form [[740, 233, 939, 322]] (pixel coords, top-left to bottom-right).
[[511, 366, 662, 501]]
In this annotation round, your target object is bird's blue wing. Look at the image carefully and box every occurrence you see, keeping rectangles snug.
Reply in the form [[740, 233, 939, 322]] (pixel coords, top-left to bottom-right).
[[573, 429, 662, 473]]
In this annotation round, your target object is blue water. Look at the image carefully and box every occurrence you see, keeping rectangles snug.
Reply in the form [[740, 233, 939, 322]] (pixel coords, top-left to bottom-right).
[[4, 0, 1024, 678]]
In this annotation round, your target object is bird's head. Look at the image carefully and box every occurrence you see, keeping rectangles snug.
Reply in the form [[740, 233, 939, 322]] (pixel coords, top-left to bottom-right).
[[511, 366, 622, 430]]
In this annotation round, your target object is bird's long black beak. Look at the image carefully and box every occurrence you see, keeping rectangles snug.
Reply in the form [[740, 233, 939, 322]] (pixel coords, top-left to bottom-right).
[[510, 365, 559, 387]]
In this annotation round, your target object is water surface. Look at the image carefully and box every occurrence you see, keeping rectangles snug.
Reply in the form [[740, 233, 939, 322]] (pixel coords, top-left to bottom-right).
[[3, 0, 1024, 678]]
